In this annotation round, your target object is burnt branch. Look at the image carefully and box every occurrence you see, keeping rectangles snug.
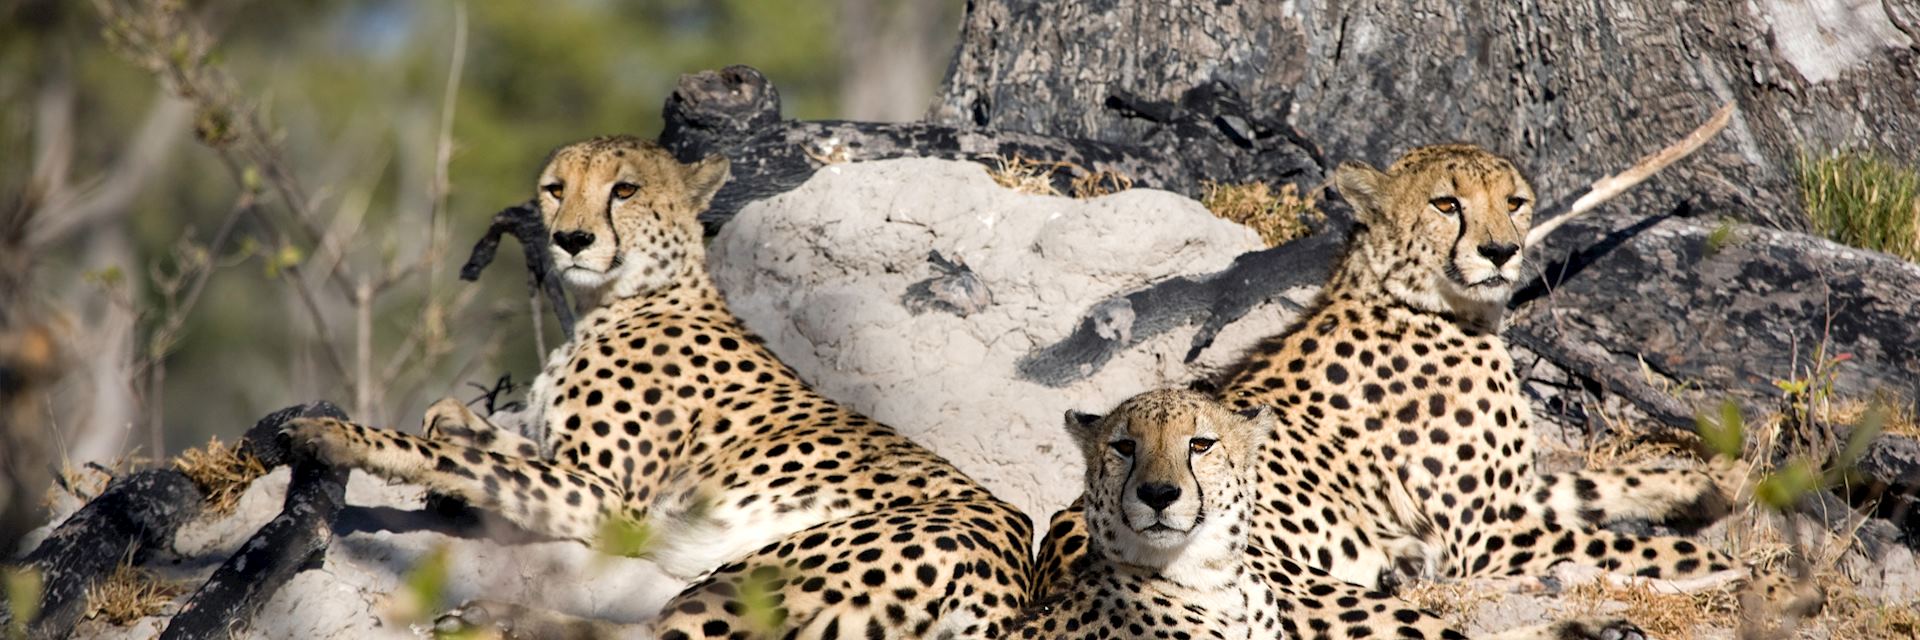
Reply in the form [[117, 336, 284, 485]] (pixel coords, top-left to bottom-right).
[[8, 471, 202, 640], [460, 200, 575, 338], [161, 402, 350, 639]]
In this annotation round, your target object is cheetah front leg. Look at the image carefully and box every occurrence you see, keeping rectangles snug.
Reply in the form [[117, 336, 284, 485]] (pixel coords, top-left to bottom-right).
[[1529, 466, 1731, 533], [1256, 552, 1644, 640], [284, 417, 627, 542], [1463, 518, 1739, 584]]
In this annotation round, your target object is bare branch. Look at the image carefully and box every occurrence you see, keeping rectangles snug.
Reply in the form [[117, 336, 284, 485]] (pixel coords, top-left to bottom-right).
[[26, 91, 192, 248], [1525, 102, 1736, 247]]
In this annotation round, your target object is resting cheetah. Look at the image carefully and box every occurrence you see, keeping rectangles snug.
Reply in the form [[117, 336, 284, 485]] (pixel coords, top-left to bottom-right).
[[978, 390, 1283, 640], [1035, 145, 1735, 639], [286, 136, 1032, 638]]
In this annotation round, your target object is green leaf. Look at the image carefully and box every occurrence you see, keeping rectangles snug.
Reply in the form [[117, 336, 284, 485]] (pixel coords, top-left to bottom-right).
[[402, 545, 451, 617], [1696, 399, 1746, 460], [738, 565, 788, 635], [242, 165, 263, 193], [1827, 404, 1886, 484], [84, 266, 126, 288], [263, 244, 304, 279], [1755, 459, 1820, 511], [595, 517, 653, 557], [6, 567, 44, 640]]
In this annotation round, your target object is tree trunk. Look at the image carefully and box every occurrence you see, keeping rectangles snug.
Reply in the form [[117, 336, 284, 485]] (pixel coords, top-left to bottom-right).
[[933, 0, 1920, 230]]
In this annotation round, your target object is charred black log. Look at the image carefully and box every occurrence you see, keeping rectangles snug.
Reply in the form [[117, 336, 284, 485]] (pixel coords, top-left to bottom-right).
[[659, 65, 1326, 232], [7, 470, 201, 640], [160, 402, 349, 640]]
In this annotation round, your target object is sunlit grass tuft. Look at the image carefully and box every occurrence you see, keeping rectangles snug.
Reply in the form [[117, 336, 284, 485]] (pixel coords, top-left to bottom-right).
[[1567, 578, 1738, 640], [83, 562, 181, 626], [172, 437, 267, 516], [985, 154, 1062, 197], [1796, 150, 1920, 262], [1200, 181, 1322, 246]]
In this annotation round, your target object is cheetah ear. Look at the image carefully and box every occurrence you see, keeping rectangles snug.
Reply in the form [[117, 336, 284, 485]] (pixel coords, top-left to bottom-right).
[[1063, 410, 1105, 459], [1332, 160, 1389, 225], [1233, 406, 1277, 464], [684, 154, 732, 212]]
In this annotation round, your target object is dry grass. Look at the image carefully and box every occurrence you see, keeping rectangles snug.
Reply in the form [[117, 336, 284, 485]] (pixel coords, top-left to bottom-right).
[[1821, 587, 1920, 640], [1712, 462, 1916, 640], [1069, 167, 1133, 199], [983, 154, 1137, 200], [1567, 579, 1738, 640], [985, 154, 1062, 197], [1579, 420, 1696, 470], [84, 562, 182, 625], [1827, 396, 1920, 439], [1398, 580, 1503, 626], [171, 437, 267, 515], [1200, 181, 1322, 246]]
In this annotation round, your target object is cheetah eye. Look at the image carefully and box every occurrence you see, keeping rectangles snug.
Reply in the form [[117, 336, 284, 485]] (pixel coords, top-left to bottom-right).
[[542, 183, 564, 199], [1189, 437, 1217, 454], [1429, 197, 1461, 215], [1109, 439, 1136, 457], [611, 182, 639, 200], [1506, 197, 1528, 213]]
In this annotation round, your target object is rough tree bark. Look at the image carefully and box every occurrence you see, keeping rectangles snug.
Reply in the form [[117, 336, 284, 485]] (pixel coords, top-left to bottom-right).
[[932, 0, 1920, 231]]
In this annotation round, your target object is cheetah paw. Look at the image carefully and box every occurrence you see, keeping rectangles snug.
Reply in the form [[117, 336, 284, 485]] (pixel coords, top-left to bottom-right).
[[1552, 617, 1646, 640], [280, 417, 365, 467], [422, 396, 480, 443], [434, 599, 517, 636], [1375, 553, 1438, 594], [436, 599, 621, 640]]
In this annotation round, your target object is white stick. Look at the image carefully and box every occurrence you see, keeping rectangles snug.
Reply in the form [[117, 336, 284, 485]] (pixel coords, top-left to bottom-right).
[[1526, 102, 1738, 247]]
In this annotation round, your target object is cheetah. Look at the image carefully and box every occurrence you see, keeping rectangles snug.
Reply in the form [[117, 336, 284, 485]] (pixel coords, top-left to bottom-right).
[[284, 136, 1033, 638], [1035, 145, 1738, 639], [978, 390, 1284, 640]]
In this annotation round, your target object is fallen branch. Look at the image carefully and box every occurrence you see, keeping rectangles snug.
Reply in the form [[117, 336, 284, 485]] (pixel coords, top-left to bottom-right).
[[6, 470, 202, 640]]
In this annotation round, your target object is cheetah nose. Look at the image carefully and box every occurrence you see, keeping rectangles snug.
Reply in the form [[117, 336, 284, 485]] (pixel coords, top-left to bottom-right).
[[1135, 483, 1182, 511], [1477, 242, 1520, 266], [553, 230, 597, 255]]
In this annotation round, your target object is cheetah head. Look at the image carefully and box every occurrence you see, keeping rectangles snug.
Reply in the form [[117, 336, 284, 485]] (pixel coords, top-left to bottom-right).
[[536, 135, 730, 300], [1333, 144, 1535, 317], [1065, 389, 1274, 571]]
